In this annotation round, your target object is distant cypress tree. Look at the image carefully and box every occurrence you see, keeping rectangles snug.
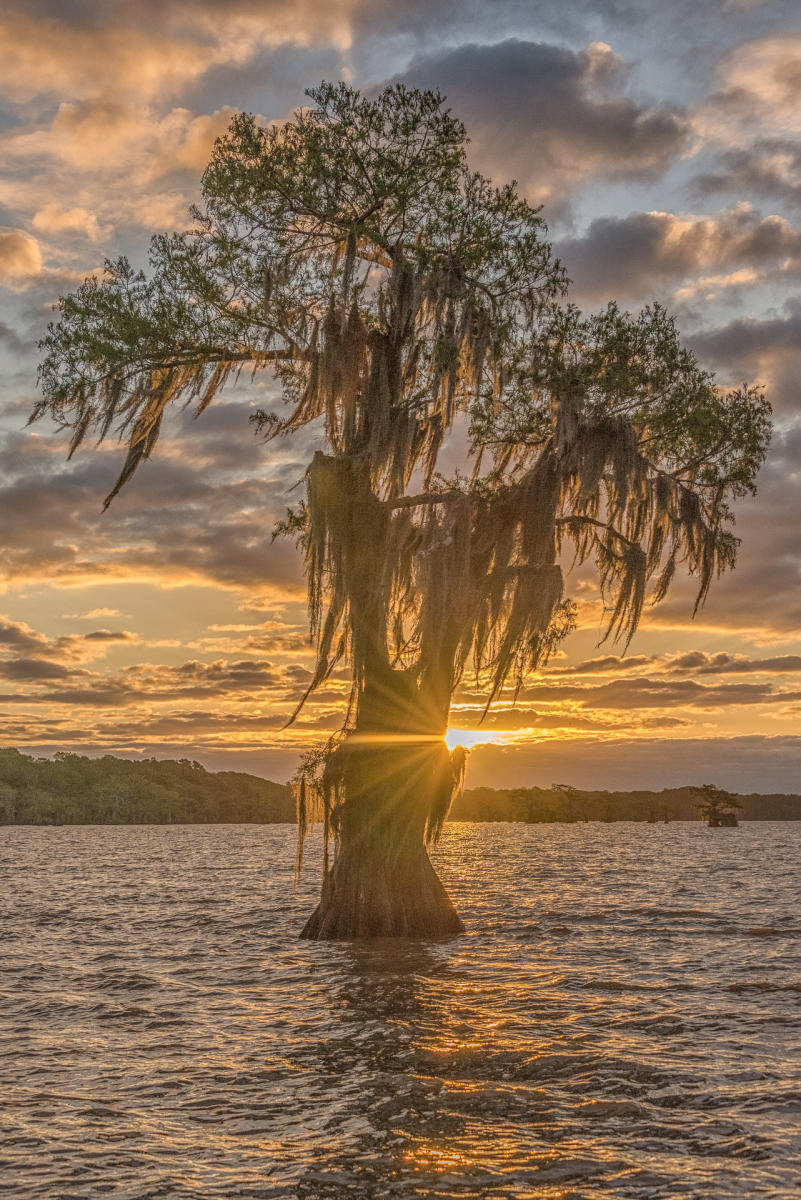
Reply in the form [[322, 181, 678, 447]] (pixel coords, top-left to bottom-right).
[[691, 783, 742, 826]]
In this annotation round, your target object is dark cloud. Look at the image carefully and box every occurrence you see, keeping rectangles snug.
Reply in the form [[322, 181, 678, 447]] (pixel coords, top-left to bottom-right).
[[17, 0, 800, 65], [82, 629, 136, 642], [0, 615, 126, 664], [398, 39, 687, 212], [557, 206, 801, 303], [0, 320, 25, 354], [0, 616, 54, 657], [667, 651, 801, 674], [4, 647, 315, 707], [0, 658, 84, 681], [0, 402, 309, 596], [519, 676, 800, 710], [93, 710, 288, 736], [689, 305, 801, 375], [34, 684, 133, 706], [695, 138, 801, 210], [450, 705, 689, 732], [551, 654, 654, 675], [547, 650, 801, 680]]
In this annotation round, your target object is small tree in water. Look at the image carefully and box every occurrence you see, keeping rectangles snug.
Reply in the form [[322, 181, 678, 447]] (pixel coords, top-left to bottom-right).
[[692, 783, 742, 827], [35, 84, 770, 938]]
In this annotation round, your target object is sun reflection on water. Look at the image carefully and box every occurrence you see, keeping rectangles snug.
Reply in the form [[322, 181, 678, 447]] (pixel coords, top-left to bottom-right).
[[4, 823, 799, 1197], [402, 1142, 476, 1171]]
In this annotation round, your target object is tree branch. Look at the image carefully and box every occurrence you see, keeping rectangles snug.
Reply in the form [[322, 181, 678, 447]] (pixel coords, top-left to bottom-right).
[[385, 489, 463, 510]]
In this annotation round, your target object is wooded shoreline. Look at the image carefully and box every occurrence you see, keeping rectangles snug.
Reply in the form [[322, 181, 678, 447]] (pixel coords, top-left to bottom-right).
[[2, 748, 799, 825]]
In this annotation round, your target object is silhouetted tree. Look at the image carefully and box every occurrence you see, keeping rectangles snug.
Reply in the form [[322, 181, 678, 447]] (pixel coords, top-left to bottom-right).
[[691, 782, 742, 826], [552, 783, 583, 822], [35, 83, 770, 937]]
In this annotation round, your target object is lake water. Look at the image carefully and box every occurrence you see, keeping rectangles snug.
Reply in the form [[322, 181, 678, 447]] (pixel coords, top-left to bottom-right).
[[2, 822, 800, 1199]]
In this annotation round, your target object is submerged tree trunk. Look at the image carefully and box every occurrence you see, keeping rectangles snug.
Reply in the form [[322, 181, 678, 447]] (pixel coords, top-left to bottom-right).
[[300, 671, 464, 940], [299, 803, 464, 939]]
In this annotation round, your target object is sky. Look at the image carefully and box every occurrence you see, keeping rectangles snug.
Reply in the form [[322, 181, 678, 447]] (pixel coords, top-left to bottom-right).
[[2, 0, 801, 792]]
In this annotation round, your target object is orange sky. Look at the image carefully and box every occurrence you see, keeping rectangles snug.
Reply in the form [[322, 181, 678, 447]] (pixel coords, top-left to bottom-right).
[[2, 1, 801, 790]]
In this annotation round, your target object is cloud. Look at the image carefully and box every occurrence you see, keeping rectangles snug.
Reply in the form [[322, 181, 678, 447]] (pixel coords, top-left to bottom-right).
[[82, 629, 137, 642], [0, 616, 62, 658], [0, 2, 375, 109], [0, 8, 222, 103], [0, 625, 331, 739], [0, 229, 42, 284], [32, 203, 103, 241], [668, 651, 801, 674], [0, 321, 26, 355], [693, 36, 801, 208], [518, 676, 800, 711], [0, 614, 137, 665], [0, 402, 309, 597], [448, 703, 689, 733], [0, 658, 85, 682], [557, 204, 801, 303], [688, 304, 801, 415], [155, 107, 240, 173], [697, 35, 801, 144], [63, 608, 124, 619], [551, 655, 655, 675], [695, 139, 801, 210], [546, 650, 801, 680], [398, 39, 688, 212], [5, 99, 224, 182]]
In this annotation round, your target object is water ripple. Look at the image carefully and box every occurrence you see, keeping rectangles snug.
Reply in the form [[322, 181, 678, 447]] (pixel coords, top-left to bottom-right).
[[1, 821, 799, 1197]]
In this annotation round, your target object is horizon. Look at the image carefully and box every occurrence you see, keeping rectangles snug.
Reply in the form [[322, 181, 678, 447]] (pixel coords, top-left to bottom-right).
[[4, 740, 800, 796]]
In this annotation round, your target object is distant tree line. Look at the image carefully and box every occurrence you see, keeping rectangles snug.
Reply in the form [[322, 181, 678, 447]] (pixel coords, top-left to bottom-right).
[[1, 749, 798, 825], [450, 783, 801, 823], [0, 749, 294, 825]]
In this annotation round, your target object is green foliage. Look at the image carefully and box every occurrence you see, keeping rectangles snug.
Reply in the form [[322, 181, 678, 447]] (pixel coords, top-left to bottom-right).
[[0, 748, 292, 825], [451, 785, 799, 823], [689, 781, 743, 822]]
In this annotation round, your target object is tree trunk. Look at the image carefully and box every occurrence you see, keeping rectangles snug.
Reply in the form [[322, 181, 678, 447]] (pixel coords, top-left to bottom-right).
[[300, 675, 464, 940], [299, 820, 464, 939], [298, 459, 465, 938]]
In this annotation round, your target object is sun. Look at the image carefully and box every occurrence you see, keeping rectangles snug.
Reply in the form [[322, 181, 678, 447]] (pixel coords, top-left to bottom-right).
[[445, 728, 509, 751]]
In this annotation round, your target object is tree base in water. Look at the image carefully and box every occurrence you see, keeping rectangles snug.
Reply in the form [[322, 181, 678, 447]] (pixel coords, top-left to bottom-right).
[[299, 841, 464, 940]]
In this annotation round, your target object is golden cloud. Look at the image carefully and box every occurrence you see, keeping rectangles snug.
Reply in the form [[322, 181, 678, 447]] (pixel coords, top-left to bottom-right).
[[695, 35, 801, 146], [0, 228, 42, 284], [0, 9, 219, 103], [32, 203, 103, 241]]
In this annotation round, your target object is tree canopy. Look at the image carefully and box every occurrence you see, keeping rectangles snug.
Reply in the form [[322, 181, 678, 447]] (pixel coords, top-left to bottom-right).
[[36, 83, 769, 714], [691, 782, 743, 824]]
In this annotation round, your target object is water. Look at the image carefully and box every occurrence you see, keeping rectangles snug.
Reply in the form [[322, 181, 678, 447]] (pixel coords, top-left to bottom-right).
[[2, 822, 800, 1199]]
